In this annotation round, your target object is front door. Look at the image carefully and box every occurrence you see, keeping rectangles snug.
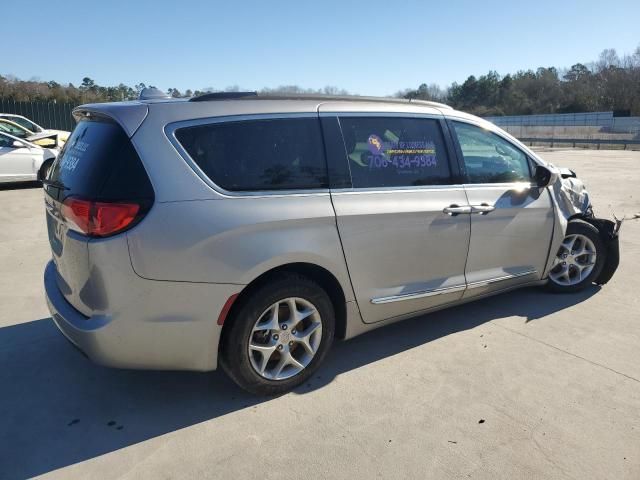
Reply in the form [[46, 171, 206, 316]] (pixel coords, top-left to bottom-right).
[[0, 134, 37, 181], [321, 112, 471, 324], [449, 121, 555, 298]]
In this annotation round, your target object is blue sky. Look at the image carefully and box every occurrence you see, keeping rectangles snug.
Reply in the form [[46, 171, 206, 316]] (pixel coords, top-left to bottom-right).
[[5, 0, 639, 95]]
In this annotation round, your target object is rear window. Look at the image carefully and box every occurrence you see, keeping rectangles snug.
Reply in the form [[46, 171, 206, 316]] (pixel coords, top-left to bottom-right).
[[47, 116, 154, 202], [175, 118, 328, 191]]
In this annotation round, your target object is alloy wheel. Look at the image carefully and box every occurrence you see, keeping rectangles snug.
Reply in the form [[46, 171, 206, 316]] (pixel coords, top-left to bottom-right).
[[549, 233, 597, 286], [248, 297, 322, 380]]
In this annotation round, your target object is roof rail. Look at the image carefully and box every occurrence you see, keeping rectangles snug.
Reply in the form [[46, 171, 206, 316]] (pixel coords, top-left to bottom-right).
[[188, 91, 452, 109], [189, 91, 258, 102], [259, 94, 453, 109]]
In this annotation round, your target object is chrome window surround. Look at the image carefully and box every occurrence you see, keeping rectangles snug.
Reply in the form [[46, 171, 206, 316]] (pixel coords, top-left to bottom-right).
[[165, 112, 330, 198], [326, 111, 458, 193], [165, 111, 540, 198], [447, 117, 544, 173], [166, 111, 457, 198], [318, 112, 442, 119], [371, 269, 538, 304]]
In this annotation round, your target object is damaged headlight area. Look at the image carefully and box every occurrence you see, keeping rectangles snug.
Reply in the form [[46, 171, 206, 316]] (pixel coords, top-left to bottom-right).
[[556, 168, 593, 217]]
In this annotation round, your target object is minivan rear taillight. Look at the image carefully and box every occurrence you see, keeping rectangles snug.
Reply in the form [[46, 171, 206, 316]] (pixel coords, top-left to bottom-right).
[[62, 197, 143, 237]]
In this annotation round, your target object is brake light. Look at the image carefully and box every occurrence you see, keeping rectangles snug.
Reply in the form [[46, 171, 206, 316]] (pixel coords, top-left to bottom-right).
[[62, 198, 141, 237]]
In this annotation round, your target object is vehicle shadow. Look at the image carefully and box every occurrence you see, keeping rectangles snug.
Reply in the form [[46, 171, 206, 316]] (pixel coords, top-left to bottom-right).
[[0, 285, 598, 479], [0, 181, 41, 191]]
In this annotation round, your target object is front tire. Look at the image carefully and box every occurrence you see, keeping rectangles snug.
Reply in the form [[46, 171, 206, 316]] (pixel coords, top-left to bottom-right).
[[220, 274, 335, 395], [546, 219, 605, 293]]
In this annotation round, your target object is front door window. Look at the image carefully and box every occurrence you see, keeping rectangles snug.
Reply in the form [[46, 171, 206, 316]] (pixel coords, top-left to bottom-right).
[[452, 122, 531, 184]]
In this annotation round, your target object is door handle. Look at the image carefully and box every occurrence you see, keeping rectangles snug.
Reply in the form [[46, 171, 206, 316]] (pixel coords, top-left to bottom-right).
[[470, 203, 495, 215], [443, 204, 472, 216]]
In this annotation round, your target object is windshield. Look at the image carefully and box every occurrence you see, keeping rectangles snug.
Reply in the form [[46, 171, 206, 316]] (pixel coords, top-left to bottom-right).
[[0, 122, 28, 139], [1, 116, 41, 133]]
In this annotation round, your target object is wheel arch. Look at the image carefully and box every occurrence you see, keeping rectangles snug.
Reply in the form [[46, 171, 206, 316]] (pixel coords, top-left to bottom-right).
[[37, 157, 55, 181], [219, 262, 348, 352]]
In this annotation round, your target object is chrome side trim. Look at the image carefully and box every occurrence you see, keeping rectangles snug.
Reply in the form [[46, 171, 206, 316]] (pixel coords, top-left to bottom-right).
[[330, 184, 466, 195], [463, 182, 534, 190], [466, 269, 538, 289], [371, 284, 466, 305], [370, 269, 538, 304]]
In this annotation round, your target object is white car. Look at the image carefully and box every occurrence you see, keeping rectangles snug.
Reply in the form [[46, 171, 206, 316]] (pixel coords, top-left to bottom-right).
[[0, 131, 58, 183], [0, 114, 70, 145]]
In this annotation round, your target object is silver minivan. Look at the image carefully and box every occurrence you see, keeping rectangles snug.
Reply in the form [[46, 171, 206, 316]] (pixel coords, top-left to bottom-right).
[[43, 92, 620, 395]]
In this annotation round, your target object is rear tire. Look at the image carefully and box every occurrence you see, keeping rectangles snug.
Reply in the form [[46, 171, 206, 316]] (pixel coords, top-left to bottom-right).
[[220, 274, 335, 395], [546, 219, 605, 293]]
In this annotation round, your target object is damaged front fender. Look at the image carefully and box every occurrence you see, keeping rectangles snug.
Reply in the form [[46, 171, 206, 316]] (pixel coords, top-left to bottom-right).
[[541, 164, 621, 284]]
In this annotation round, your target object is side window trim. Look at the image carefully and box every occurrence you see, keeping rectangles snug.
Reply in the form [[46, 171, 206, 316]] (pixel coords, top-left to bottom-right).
[[439, 118, 465, 184], [166, 113, 331, 198], [332, 114, 458, 191], [319, 116, 353, 189], [447, 118, 534, 185]]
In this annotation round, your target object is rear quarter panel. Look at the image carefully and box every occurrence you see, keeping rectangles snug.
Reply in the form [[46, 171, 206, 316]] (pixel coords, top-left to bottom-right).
[[126, 194, 355, 302]]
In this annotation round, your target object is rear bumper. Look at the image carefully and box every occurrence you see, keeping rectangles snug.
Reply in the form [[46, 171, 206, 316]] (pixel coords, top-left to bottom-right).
[[44, 260, 241, 371]]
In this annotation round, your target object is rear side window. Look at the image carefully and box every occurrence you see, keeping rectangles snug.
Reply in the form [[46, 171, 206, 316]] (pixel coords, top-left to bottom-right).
[[338, 117, 452, 188], [175, 118, 328, 191], [47, 116, 154, 202]]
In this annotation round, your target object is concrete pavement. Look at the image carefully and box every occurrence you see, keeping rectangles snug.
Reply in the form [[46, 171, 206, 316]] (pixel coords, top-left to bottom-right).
[[0, 149, 638, 479]]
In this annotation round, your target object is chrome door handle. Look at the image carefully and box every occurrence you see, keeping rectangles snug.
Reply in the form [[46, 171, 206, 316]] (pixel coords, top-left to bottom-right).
[[470, 203, 495, 215], [443, 204, 472, 216]]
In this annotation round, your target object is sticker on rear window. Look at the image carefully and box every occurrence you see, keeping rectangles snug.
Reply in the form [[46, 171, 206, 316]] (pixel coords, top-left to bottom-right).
[[59, 140, 90, 172]]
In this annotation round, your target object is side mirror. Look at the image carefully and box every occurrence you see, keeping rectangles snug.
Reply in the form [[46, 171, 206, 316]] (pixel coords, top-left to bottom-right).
[[12, 140, 26, 148], [533, 165, 554, 188]]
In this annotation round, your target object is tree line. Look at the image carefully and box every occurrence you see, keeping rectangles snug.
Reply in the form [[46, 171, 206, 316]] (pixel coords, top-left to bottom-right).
[[397, 46, 640, 116], [0, 76, 350, 105], [2, 45, 639, 115]]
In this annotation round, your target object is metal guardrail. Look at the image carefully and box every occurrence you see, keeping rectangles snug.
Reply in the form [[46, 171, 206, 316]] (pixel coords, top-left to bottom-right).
[[519, 137, 640, 150]]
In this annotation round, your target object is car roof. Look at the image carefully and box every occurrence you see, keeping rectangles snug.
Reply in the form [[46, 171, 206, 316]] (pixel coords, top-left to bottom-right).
[[75, 92, 494, 140], [188, 92, 453, 110], [133, 91, 453, 110]]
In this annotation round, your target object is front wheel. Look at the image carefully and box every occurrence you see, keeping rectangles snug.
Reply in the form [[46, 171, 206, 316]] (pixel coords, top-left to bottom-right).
[[220, 274, 335, 395], [546, 219, 605, 293]]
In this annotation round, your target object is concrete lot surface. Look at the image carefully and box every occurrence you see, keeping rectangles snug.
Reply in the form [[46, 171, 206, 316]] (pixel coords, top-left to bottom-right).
[[1, 149, 639, 479]]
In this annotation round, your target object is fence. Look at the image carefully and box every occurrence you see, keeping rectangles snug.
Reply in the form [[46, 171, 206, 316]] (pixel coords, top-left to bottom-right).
[[0, 99, 78, 131], [519, 137, 640, 150], [485, 111, 640, 135]]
